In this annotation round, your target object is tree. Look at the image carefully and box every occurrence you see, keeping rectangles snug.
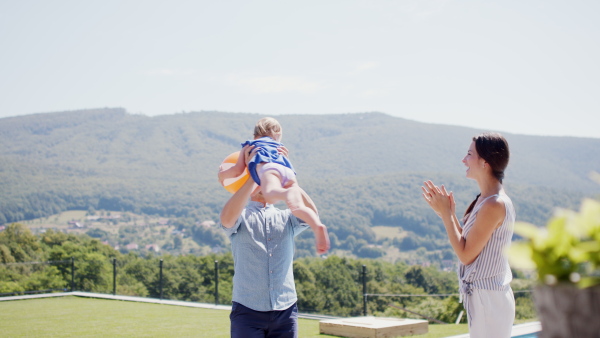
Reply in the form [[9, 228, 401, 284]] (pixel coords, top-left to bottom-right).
[[173, 236, 183, 250], [0, 244, 15, 263], [0, 224, 42, 262], [405, 266, 427, 290]]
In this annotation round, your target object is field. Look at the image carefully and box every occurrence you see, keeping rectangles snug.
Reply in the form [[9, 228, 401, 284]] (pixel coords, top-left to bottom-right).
[[371, 226, 408, 240], [0, 296, 471, 337]]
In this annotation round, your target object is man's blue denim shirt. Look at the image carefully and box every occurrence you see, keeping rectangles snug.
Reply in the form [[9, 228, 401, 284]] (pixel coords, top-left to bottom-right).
[[222, 201, 309, 311]]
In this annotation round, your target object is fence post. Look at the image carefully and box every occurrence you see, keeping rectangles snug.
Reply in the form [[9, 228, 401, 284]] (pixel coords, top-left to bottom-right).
[[362, 265, 367, 316], [71, 257, 75, 292], [159, 259, 164, 300], [112, 258, 117, 295], [214, 260, 219, 305]]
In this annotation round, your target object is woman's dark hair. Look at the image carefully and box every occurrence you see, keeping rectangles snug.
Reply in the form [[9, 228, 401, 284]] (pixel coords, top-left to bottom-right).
[[463, 132, 510, 218]]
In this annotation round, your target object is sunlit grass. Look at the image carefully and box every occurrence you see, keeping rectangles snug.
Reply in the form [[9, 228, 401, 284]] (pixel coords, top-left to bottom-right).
[[0, 296, 471, 337]]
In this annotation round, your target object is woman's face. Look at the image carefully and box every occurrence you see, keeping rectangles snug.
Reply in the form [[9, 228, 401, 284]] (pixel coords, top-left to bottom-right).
[[462, 141, 485, 179]]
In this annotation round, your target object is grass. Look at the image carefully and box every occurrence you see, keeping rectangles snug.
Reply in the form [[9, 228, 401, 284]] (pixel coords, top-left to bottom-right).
[[0, 296, 470, 337]]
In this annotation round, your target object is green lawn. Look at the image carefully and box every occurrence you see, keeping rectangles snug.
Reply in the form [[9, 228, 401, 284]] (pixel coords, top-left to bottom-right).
[[0, 296, 469, 337]]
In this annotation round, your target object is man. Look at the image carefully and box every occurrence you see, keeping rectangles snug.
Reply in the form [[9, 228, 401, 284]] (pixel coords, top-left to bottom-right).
[[220, 146, 329, 338]]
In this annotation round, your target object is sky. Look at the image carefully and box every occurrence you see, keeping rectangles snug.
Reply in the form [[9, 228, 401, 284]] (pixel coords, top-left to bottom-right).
[[1, 0, 599, 138]]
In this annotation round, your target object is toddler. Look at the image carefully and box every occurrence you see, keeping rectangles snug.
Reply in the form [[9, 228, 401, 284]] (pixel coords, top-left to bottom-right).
[[219, 117, 330, 254]]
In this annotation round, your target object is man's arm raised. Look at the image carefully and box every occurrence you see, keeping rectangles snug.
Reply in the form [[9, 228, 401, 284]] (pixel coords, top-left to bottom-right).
[[220, 146, 259, 228], [220, 177, 257, 228]]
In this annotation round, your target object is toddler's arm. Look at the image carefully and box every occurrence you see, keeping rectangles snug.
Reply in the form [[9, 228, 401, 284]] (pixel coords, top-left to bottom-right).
[[218, 145, 254, 182]]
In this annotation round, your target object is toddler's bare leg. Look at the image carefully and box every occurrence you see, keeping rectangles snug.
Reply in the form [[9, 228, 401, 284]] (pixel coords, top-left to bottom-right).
[[286, 186, 330, 254], [257, 164, 330, 254], [258, 165, 289, 205]]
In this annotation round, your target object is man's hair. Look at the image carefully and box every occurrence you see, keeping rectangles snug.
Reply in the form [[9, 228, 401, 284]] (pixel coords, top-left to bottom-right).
[[254, 117, 282, 138]]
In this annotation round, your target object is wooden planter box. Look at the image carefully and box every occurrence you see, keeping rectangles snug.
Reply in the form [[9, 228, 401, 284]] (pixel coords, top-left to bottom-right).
[[534, 284, 600, 338], [319, 316, 428, 338]]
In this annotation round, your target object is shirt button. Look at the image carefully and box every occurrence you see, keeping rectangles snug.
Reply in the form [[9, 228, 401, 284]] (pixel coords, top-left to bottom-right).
[[270, 270, 273, 274], [269, 253, 272, 257], [268, 238, 271, 241]]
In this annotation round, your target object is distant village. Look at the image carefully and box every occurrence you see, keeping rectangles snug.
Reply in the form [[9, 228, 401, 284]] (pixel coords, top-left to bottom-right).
[[16, 210, 223, 256]]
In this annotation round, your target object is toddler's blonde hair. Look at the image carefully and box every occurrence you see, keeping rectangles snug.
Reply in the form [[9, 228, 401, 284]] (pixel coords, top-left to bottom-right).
[[254, 117, 282, 139]]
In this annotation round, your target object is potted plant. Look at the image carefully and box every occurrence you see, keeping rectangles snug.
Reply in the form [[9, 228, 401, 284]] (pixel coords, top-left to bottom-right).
[[509, 187, 600, 338]]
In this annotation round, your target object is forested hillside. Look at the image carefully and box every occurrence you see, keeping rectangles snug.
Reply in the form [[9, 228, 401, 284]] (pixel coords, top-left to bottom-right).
[[1, 108, 598, 258]]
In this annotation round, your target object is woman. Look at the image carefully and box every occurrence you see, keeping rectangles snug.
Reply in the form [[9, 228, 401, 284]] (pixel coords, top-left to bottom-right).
[[421, 132, 515, 338]]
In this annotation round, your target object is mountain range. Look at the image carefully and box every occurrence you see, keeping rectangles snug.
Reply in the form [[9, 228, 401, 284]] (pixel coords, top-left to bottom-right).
[[1, 108, 598, 257]]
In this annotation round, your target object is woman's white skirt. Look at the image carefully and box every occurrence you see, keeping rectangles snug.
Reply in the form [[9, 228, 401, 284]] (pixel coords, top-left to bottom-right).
[[466, 288, 515, 338]]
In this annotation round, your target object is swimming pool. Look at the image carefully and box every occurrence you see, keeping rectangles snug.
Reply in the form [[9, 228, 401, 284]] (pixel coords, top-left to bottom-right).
[[444, 322, 541, 338], [510, 321, 541, 338], [514, 333, 538, 338]]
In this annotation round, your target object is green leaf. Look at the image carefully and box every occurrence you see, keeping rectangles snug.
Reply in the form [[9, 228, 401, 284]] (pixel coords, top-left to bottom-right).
[[577, 276, 600, 289], [513, 222, 542, 240], [545, 215, 572, 256], [574, 199, 600, 237], [508, 242, 536, 270]]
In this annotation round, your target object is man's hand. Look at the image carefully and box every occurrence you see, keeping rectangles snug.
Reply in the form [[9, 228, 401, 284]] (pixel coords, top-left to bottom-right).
[[244, 145, 259, 166], [277, 145, 289, 157]]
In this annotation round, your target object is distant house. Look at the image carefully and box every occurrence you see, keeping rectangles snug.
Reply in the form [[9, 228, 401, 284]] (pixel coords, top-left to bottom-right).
[[442, 260, 455, 271], [200, 220, 216, 228], [125, 243, 139, 250], [158, 219, 170, 226], [68, 221, 83, 228], [145, 244, 160, 253]]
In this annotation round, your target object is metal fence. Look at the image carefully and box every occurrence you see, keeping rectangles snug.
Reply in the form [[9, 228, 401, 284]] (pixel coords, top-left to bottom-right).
[[0, 259, 74, 296], [1, 260, 533, 322], [0, 258, 221, 304]]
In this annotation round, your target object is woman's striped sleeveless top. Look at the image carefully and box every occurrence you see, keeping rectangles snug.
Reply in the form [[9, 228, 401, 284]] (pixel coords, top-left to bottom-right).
[[458, 193, 515, 297]]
